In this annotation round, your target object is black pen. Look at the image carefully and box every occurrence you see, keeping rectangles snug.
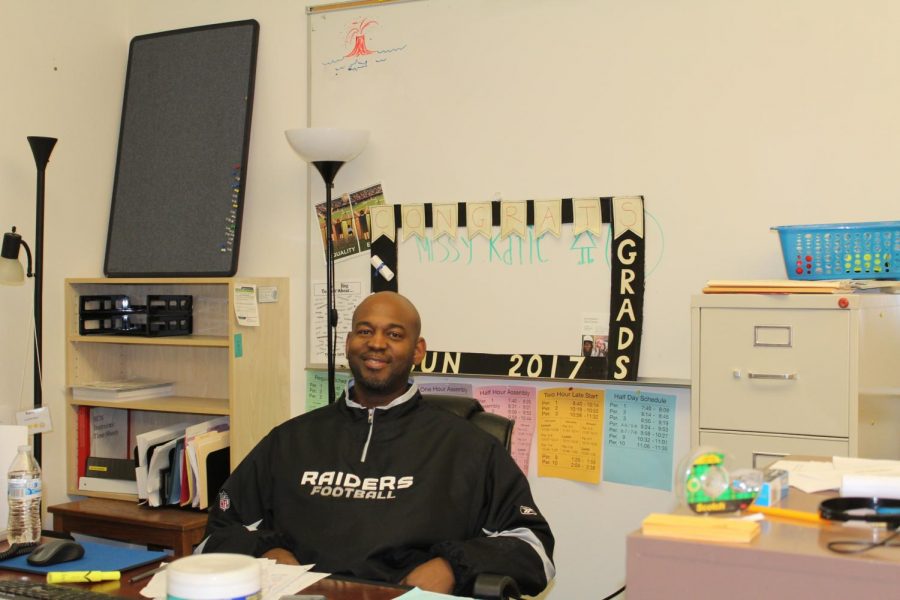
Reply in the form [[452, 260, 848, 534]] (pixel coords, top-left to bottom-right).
[[129, 564, 167, 584]]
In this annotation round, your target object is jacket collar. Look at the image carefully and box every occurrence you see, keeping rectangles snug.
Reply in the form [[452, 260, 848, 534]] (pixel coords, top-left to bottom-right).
[[341, 379, 421, 416]]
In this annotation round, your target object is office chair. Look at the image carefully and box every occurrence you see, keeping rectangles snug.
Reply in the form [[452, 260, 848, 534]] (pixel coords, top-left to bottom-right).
[[420, 394, 514, 451], [420, 394, 522, 600]]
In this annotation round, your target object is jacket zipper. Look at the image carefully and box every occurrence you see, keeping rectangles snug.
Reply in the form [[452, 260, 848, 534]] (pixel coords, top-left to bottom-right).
[[360, 408, 375, 462]]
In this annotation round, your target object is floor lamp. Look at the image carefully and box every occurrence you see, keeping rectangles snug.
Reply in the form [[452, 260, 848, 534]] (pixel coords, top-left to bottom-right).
[[0, 136, 57, 464], [285, 128, 368, 404]]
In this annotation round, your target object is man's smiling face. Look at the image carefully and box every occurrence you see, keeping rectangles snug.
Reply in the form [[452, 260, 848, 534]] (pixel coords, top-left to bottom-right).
[[345, 292, 426, 407]]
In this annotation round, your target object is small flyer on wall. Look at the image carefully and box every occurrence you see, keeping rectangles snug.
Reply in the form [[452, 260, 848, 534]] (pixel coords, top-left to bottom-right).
[[311, 280, 362, 366], [316, 183, 386, 262]]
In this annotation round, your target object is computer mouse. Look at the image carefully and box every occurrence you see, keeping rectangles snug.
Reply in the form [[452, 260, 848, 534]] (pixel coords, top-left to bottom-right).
[[26, 539, 85, 566]]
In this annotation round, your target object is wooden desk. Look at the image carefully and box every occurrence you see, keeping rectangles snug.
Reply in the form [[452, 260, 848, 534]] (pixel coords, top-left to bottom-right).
[[0, 568, 408, 600], [626, 491, 900, 599], [48, 499, 207, 557]]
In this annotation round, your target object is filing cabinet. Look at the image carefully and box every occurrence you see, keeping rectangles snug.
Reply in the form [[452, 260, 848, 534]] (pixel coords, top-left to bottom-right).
[[691, 293, 900, 470]]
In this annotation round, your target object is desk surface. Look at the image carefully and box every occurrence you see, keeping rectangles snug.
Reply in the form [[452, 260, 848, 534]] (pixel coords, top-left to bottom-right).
[[627, 491, 900, 600], [0, 560, 408, 600], [48, 499, 208, 557]]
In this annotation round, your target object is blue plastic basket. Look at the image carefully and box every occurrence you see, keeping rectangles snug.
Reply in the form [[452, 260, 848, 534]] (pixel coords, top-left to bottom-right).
[[772, 221, 899, 280]]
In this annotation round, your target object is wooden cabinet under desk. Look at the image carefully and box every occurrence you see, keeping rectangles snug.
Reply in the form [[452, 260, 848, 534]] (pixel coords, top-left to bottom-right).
[[691, 293, 900, 469], [64, 277, 290, 501]]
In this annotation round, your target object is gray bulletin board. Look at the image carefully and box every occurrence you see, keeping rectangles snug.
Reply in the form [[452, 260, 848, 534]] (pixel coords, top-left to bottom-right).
[[104, 20, 259, 277]]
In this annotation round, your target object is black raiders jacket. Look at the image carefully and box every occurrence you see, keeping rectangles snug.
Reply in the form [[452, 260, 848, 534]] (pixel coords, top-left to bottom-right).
[[200, 383, 556, 596]]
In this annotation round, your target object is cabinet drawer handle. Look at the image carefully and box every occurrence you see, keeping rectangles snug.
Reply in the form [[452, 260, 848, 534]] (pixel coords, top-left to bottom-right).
[[747, 372, 797, 380], [752, 451, 787, 469]]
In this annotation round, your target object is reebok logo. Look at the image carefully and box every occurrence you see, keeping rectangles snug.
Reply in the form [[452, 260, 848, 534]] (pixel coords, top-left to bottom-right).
[[520, 505, 537, 516]]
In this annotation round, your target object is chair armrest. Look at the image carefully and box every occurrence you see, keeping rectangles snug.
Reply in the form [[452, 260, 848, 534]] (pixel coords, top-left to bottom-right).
[[472, 573, 521, 599]]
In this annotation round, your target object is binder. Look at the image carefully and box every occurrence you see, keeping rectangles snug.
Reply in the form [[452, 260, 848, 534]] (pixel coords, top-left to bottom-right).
[[165, 439, 185, 506], [146, 437, 179, 507], [193, 430, 230, 509], [204, 447, 231, 509], [82, 456, 137, 495], [77, 407, 90, 479], [134, 421, 193, 501], [182, 417, 230, 507], [85, 456, 136, 480], [78, 476, 138, 495]]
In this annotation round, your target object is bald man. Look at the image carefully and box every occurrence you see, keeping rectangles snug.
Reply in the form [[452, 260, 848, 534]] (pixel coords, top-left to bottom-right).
[[201, 292, 555, 596]]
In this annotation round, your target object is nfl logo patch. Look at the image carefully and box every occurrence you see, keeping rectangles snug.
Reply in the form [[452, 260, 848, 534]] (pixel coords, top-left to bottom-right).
[[218, 491, 231, 511]]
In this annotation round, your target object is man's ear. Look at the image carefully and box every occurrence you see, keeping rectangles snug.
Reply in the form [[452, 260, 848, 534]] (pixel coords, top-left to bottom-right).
[[345, 331, 352, 358], [413, 337, 426, 366]]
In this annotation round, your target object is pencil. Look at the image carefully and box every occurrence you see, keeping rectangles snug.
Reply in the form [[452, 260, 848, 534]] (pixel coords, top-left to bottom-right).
[[128, 564, 167, 584], [746, 504, 822, 524]]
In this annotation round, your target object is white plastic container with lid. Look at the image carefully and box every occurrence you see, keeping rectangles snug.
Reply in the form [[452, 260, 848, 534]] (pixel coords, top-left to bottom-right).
[[167, 553, 261, 600]]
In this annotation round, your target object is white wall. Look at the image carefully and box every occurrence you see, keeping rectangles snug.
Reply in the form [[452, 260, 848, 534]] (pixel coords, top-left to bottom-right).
[[0, 0, 313, 509], [1, 0, 130, 503]]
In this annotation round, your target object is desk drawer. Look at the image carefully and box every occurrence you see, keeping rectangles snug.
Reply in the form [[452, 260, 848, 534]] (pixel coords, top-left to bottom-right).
[[700, 430, 849, 470], [698, 308, 850, 436]]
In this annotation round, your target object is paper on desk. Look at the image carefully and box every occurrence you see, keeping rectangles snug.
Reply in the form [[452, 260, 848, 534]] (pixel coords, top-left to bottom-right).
[[771, 457, 900, 493], [397, 589, 474, 599], [139, 559, 329, 600]]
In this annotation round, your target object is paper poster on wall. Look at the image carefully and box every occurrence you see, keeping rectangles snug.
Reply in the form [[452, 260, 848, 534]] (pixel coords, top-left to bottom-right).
[[537, 387, 604, 483], [475, 385, 537, 474], [311, 280, 362, 366], [417, 382, 474, 396], [602, 390, 675, 491], [316, 183, 385, 262], [306, 370, 353, 412]]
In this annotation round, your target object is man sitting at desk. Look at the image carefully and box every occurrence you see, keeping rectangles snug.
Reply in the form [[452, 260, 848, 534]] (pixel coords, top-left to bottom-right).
[[200, 292, 556, 596]]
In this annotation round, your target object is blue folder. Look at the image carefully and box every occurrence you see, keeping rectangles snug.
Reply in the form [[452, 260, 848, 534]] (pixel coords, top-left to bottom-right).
[[0, 540, 167, 574]]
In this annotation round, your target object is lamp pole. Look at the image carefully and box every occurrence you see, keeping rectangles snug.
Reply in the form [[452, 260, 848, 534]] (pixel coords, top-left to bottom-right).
[[27, 136, 56, 464], [311, 160, 345, 405]]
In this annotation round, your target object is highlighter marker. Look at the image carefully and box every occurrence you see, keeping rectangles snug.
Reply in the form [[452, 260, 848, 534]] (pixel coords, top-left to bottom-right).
[[47, 571, 121, 584], [745, 504, 822, 524]]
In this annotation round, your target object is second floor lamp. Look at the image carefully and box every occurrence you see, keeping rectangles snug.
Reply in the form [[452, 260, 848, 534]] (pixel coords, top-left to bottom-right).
[[0, 136, 57, 463], [285, 128, 368, 404]]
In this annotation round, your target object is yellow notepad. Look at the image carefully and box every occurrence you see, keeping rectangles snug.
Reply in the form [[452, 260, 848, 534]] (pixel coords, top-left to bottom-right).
[[641, 513, 760, 543]]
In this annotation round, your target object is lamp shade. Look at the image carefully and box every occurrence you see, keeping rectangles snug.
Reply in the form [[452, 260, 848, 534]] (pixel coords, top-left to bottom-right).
[[0, 257, 25, 285], [0, 230, 26, 285], [285, 128, 369, 163]]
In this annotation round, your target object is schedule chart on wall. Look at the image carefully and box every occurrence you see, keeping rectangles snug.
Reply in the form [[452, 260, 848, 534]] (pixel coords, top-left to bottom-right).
[[602, 390, 675, 490], [537, 388, 604, 484]]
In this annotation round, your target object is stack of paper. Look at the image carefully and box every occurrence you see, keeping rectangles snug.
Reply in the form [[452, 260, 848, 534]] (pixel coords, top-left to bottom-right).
[[133, 416, 231, 508], [138, 559, 329, 600], [73, 378, 174, 401], [704, 279, 900, 294], [770, 456, 900, 494], [641, 513, 760, 543]]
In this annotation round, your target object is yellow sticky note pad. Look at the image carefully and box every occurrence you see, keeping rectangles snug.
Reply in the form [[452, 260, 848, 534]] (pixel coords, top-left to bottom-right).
[[641, 513, 760, 543]]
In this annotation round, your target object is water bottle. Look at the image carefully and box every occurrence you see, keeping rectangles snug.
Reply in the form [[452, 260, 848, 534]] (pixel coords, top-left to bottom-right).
[[7, 445, 42, 544]]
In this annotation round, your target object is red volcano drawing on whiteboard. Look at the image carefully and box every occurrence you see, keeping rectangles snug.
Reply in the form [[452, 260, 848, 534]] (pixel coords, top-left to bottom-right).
[[345, 19, 377, 57]]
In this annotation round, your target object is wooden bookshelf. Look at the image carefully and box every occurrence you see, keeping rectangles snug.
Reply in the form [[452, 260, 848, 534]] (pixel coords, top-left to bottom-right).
[[64, 277, 290, 501]]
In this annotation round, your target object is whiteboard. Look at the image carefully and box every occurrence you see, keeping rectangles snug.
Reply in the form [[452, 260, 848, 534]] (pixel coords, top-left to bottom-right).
[[307, 0, 900, 380]]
